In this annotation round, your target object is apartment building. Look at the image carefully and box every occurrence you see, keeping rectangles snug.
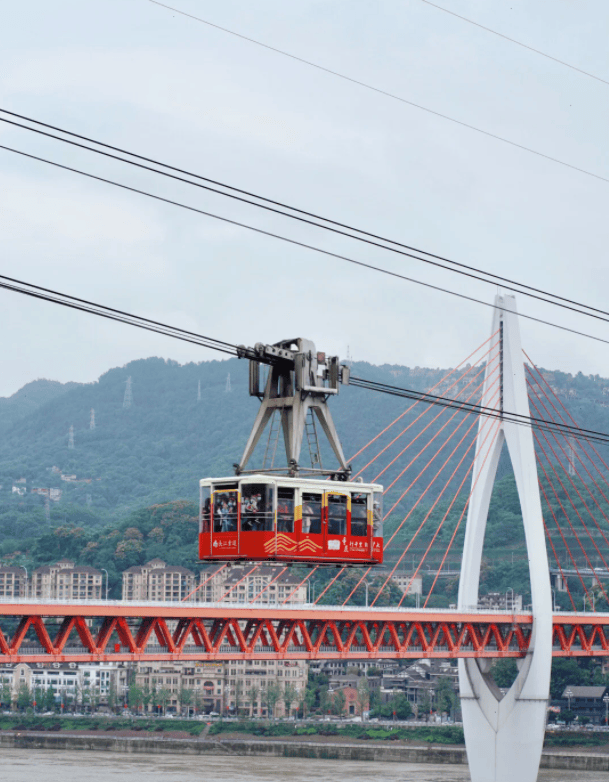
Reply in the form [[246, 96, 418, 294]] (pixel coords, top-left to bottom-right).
[[31, 559, 102, 600], [133, 657, 305, 718], [0, 567, 28, 598], [0, 661, 128, 707], [122, 559, 196, 601], [197, 563, 308, 604]]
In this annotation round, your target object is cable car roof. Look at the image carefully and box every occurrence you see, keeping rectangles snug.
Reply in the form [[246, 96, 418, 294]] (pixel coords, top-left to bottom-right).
[[200, 474, 383, 492]]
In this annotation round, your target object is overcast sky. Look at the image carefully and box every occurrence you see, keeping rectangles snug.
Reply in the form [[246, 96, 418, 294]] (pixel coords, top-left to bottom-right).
[[1, 0, 608, 397]]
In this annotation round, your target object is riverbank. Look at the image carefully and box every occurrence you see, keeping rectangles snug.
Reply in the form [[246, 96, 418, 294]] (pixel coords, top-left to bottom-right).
[[1, 730, 609, 772]]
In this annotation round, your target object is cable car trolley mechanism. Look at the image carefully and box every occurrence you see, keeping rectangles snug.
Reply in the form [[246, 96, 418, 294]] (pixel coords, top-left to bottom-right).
[[199, 339, 384, 566]]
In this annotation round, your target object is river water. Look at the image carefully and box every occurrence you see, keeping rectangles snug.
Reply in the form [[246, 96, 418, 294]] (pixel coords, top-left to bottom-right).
[[0, 749, 602, 781]]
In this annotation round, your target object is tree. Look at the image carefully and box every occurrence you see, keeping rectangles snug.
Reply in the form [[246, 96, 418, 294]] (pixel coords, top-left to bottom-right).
[[356, 678, 370, 718], [561, 709, 576, 726], [492, 659, 518, 689], [371, 693, 412, 721], [16, 683, 32, 712], [550, 658, 588, 700], [332, 688, 346, 717], [393, 694, 412, 721], [246, 685, 260, 718], [178, 685, 193, 717], [418, 691, 432, 721], [283, 682, 299, 719], [265, 682, 281, 719], [44, 685, 56, 712], [89, 685, 102, 713], [81, 684, 91, 712], [33, 685, 45, 712], [301, 686, 315, 719], [156, 687, 171, 715], [192, 689, 203, 716], [0, 679, 12, 709], [233, 680, 243, 716], [128, 683, 143, 712], [141, 683, 154, 714], [107, 682, 119, 713], [435, 678, 457, 719], [318, 687, 330, 715]]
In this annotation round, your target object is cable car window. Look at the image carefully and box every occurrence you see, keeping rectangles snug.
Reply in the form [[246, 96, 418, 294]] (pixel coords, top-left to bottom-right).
[[241, 484, 274, 531], [277, 488, 295, 532], [327, 494, 347, 536], [373, 491, 383, 537], [200, 486, 211, 534], [351, 494, 368, 537], [213, 492, 238, 532], [302, 492, 322, 534]]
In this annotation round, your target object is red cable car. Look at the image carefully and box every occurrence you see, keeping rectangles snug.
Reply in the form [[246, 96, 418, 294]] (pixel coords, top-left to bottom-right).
[[199, 338, 384, 566], [199, 474, 383, 565]]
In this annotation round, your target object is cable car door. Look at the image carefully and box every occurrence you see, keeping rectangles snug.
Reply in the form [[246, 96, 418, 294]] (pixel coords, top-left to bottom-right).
[[210, 488, 240, 557], [349, 492, 371, 560], [300, 491, 323, 560], [324, 492, 348, 560]]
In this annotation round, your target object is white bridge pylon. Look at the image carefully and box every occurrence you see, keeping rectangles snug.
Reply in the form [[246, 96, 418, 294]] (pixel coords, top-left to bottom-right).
[[458, 295, 552, 782]]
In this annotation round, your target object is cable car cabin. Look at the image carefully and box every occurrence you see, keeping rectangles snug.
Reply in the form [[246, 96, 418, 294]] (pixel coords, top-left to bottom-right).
[[199, 475, 383, 566]]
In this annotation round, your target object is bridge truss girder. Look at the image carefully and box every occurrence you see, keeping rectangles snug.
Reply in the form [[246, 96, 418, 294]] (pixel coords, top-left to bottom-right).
[[0, 605, 607, 663]]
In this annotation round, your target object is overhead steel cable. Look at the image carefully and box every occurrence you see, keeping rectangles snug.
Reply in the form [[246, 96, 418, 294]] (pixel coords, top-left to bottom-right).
[[418, 0, 609, 88], [148, 0, 609, 189], [0, 275, 242, 358], [348, 376, 609, 445], [3, 108, 609, 326], [2, 271, 609, 446], [4, 142, 609, 353]]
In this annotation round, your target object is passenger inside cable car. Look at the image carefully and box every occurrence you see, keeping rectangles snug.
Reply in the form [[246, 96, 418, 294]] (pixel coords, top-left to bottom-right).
[[199, 475, 383, 566]]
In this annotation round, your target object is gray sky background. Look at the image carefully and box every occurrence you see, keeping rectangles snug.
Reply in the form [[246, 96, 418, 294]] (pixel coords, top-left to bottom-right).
[[1, 0, 608, 397]]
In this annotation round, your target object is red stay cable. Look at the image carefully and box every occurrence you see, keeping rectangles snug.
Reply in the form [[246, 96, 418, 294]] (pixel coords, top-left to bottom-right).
[[537, 477, 592, 605], [543, 516, 578, 611], [342, 379, 499, 606], [528, 391, 609, 554], [535, 440, 604, 607], [534, 431, 609, 597], [281, 566, 319, 604], [218, 564, 260, 602], [424, 422, 501, 606], [381, 371, 500, 516], [314, 567, 345, 604], [341, 372, 499, 606], [249, 566, 289, 604], [371, 390, 499, 606], [528, 377, 609, 533], [398, 417, 500, 608], [525, 353, 609, 493], [182, 563, 227, 602], [371, 357, 499, 485], [355, 344, 498, 480], [348, 330, 500, 465]]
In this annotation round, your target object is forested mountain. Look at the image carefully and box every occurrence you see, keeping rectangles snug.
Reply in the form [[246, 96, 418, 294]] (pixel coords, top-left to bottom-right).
[[1, 355, 609, 607]]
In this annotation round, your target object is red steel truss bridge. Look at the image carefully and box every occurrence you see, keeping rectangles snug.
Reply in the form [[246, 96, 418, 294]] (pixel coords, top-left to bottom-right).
[[0, 601, 608, 664]]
